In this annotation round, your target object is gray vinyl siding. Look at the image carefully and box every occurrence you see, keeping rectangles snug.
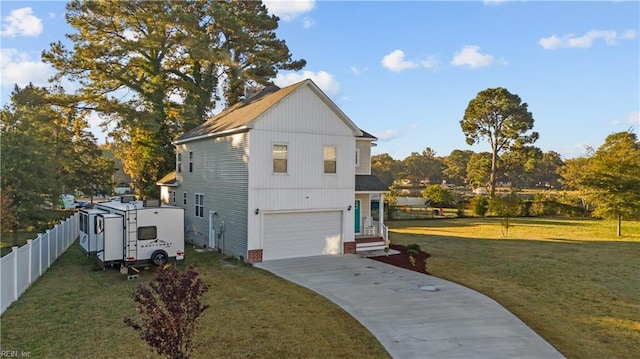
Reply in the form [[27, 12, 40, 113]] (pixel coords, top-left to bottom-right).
[[176, 132, 249, 259]]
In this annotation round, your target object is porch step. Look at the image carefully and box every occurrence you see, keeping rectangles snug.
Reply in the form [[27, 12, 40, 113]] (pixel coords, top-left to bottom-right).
[[356, 241, 387, 252]]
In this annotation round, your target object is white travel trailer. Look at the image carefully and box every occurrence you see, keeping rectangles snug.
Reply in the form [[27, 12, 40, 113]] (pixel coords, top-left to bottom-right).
[[79, 208, 107, 255], [92, 197, 185, 271]]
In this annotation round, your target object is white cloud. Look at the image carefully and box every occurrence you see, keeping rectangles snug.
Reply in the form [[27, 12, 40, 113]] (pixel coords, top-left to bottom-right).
[[381, 50, 418, 73], [483, 0, 510, 5], [451, 45, 494, 68], [372, 129, 402, 141], [0, 48, 52, 87], [420, 54, 440, 69], [263, 0, 315, 21], [539, 29, 637, 50], [350, 66, 369, 76], [1, 7, 43, 37], [302, 16, 315, 29], [611, 111, 640, 127], [274, 70, 340, 98]]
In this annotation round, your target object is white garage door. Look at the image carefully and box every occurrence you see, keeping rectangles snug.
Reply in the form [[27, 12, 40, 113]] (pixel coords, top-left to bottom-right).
[[263, 211, 342, 261]]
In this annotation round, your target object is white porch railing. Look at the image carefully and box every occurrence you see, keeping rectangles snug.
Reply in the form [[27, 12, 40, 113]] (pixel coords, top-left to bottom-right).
[[1, 213, 79, 315]]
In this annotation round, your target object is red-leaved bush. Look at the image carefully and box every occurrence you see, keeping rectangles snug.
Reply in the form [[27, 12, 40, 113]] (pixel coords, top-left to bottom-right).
[[124, 265, 209, 359]]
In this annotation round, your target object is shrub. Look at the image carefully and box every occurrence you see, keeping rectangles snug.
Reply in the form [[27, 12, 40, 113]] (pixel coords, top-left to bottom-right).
[[124, 266, 209, 359], [471, 195, 489, 217], [406, 243, 421, 257]]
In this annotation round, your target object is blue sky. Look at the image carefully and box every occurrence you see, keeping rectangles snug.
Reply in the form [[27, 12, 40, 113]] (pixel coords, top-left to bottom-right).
[[1, 1, 638, 160]]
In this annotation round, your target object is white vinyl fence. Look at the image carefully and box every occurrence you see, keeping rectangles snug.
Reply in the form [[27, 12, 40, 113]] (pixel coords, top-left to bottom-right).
[[1, 213, 79, 315]]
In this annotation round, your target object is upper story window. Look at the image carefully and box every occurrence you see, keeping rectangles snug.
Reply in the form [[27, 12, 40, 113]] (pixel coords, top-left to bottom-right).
[[273, 144, 288, 174], [189, 151, 193, 173], [324, 146, 337, 174], [355, 148, 360, 167], [177, 152, 182, 173]]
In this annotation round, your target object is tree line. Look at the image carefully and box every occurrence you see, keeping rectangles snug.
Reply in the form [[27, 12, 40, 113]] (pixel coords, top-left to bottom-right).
[[1, 1, 638, 238]]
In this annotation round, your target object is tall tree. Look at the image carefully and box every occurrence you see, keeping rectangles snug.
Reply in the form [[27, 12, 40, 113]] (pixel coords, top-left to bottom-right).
[[500, 145, 543, 188], [1, 85, 76, 243], [461, 88, 538, 196], [43, 0, 304, 197], [443, 149, 474, 186], [371, 153, 402, 187], [579, 131, 640, 236], [466, 152, 492, 189]]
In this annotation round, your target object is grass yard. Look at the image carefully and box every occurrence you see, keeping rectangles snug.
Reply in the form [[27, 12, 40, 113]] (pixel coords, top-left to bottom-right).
[[0, 244, 390, 359], [387, 217, 640, 359]]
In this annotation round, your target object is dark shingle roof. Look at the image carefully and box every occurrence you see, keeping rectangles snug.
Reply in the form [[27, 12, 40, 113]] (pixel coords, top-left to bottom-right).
[[358, 129, 377, 140], [355, 175, 389, 192]]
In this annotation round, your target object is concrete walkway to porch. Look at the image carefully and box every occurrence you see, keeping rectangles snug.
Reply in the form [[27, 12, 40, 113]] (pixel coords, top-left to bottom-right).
[[255, 254, 564, 359]]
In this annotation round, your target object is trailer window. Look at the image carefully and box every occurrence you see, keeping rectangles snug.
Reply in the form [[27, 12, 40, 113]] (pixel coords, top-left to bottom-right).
[[138, 226, 157, 240]]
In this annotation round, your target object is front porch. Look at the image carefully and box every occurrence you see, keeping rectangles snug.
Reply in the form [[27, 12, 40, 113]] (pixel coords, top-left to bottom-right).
[[354, 174, 389, 253], [354, 218, 388, 252]]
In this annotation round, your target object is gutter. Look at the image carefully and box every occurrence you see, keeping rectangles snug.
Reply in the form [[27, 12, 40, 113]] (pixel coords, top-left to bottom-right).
[[173, 126, 251, 145]]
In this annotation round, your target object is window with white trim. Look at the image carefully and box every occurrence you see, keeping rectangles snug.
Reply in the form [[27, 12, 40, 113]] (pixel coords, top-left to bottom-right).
[[195, 193, 204, 218], [355, 148, 360, 167], [273, 144, 288, 173], [324, 146, 337, 174], [189, 151, 193, 172], [177, 152, 182, 173]]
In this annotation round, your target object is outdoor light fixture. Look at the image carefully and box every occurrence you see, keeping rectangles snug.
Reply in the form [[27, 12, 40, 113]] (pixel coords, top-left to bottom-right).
[[255, 208, 260, 215]]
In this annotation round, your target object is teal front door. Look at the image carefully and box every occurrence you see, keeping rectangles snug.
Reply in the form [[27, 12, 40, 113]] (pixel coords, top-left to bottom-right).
[[354, 200, 361, 233]]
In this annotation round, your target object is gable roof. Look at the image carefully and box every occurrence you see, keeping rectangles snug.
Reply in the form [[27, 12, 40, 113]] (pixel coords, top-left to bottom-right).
[[175, 79, 362, 144]]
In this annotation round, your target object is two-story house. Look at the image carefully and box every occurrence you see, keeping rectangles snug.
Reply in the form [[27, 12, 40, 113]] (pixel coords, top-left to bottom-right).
[[157, 79, 388, 263]]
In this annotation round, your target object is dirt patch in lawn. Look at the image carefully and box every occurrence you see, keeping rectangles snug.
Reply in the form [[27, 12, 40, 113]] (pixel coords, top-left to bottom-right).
[[369, 244, 431, 274]]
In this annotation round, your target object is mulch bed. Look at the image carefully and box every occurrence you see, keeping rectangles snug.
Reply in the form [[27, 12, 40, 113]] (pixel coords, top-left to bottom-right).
[[369, 244, 431, 275]]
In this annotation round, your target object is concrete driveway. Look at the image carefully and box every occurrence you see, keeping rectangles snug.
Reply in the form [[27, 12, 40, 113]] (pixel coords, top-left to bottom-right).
[[255, 254, 564, 359]]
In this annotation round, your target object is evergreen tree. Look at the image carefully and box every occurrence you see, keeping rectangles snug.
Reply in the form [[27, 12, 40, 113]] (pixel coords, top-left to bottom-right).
[[43, 0, 305, 197]]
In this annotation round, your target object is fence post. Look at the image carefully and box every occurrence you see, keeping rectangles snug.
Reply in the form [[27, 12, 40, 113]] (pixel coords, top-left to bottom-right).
[[27, 239, 33, 285], [12, 246, 19, 302], [38, 233, 43, 276], [46, 229, 52, 269]]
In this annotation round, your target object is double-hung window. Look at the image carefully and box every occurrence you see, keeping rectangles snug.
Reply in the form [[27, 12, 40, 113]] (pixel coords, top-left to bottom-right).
[[273, 144, 288, 174], [177, 152, 182, 173], [324, 146, 337, 174], [195, 193, 204, 218], [189, 151, 194, 172]]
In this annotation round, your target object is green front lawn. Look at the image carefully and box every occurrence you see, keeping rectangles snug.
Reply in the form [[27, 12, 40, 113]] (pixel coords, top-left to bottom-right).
[[0, 244, 390, 358], [387, 217, 640, 359]]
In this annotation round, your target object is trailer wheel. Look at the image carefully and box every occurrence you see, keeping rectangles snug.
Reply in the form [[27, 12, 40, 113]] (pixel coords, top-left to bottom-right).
[[151, 250, 169, 266]]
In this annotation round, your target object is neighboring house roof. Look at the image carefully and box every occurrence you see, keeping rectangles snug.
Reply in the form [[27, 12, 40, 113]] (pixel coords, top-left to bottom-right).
[[355, 175, 389, 193], [174, 79, 363, 145], [156, 171, 178, 187]]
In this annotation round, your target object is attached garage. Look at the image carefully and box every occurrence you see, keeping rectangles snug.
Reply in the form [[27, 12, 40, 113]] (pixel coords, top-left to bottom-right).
[[262, 211, 343, 261]]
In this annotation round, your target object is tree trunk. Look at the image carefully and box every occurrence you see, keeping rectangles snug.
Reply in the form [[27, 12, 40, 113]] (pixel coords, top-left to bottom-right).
[[617, 213, 622, 237], [489, 148, 498, 197]]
